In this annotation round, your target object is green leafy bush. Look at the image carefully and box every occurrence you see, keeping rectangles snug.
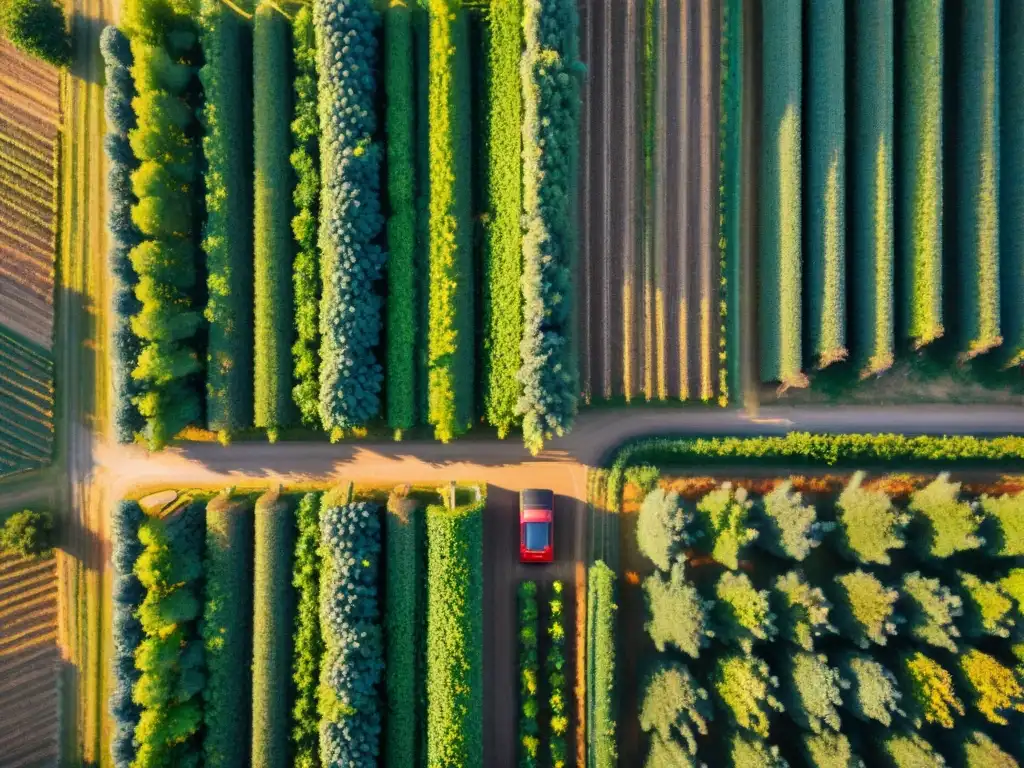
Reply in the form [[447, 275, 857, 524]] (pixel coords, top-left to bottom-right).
[[251, 490, 294, 768], [4, 0, 71, 66], [962, 731, 1018, 767], [289, 7, 321, 429], [201, 493, 254, 768], [111, 501, 145, 768], [899, 572, 962, 652], [908, 473, 983, 557], [694, 483, 756, 569], [253, 3, 294, 439], [0, 508, 53, 558], [883, 732, 946, 767], [783, 651, 844, 733], [712, 653, 783, 738], [636, 488, 689, 571], [314, 0, 386, 435], [832, 570, 899, 648], [959, 649, 1024, 726], [290, 492, 322, 768], [199, 0, 254, 438], [757, 480, 828, 561], [517, 581, 540, 767], [645, 734, 698, 768], [838, 653, 902, 726], [773, 571, 834, 651], [517, 0, 582, 453], [426, 499, 483, 766], [835, 471, 908, 565], [639, 661, 710, 756], [713, 571, 776, 652], [319, 502, 383, 764], [587, 560, 616, 768], [644, 565, 713, 658], [802, 731, 861, 768], [960, 572, 1014, 638], [901, 651, 963, 729], [547, 580, 569, 768], [730, 732, 788, 768], [981, 491, 1024, 556]]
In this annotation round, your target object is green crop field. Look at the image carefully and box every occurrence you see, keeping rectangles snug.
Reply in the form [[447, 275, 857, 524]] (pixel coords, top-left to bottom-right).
[[0, 326, 53, 476]]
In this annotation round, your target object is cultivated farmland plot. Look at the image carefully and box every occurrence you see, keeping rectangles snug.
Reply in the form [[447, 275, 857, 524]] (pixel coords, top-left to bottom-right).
[[578, 0, 722, 406]]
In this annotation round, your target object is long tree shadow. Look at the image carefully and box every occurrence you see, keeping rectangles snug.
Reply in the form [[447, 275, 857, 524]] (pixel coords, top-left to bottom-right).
[[69, 12, 106, 86]]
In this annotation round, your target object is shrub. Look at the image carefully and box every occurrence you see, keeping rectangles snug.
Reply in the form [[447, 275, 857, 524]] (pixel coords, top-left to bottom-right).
[[730, 732, 788, 768], [291, 493, 322, 768], [132, 505, 205, 767], [201, 493, 254, 768], [803, 731, 861, 768], [899, 572, 962, 652], [482, 0, 522, 438], [960, 572, 1015, 638], [835, 471, 908, 565], [851, 0, 894, 376], [832, 570, 899, 648], [645, 734, 698, 768], [712, 653, 783, 738], [384, 491, 421, 768], [694, 482, 756, 570], [199, 0, 254, 438], [956, 0, 1002, 358], [838, 653, 902, 726], [289, 6, 321, 428], [111, 501, 145, 768], [757, 480, 829, 561], [908, 473, 983, 557], [1002, 1, 1024, 367], [384, 0, 417, 436], [959, 649, 1024, 726], [517, 0, 582, 453], [517, 581, 540, 767], [714, 571, 777, 652], [426, 0, 475, 443], [807, 0, 847, 367], [898, 0, 943, 347], [314, 0, 386, 435], [587, 561, 616, 768], [981, 491, 1024, 556], [547, 580, 569, 768], [784, 651, 844, 733], [962, 731, 1018, 767], [4, 0, 71, 66], [251, 490, 294, 768], [253, 3, 294, 439], [636, 487, 689, 571], [426, 499, 483, 766], [882, 732, 946, 768], [773, 571, 834, 651], [639, 661, 710, 756], [319, 502, 383, 765], [0, 508, 53, 558], [901, 651, 963, 729], [102, 26, 145, 444], [644, 564, 713, 658], [759, 0, 803, 387]]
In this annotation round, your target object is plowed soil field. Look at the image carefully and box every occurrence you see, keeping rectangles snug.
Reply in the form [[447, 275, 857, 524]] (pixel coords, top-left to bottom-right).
[[0, 39, 59, 352], [578, 0, 721, 405], [0, 553, 60, 768]]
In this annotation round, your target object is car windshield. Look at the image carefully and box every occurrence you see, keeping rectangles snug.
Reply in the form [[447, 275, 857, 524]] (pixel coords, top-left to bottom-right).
[[524, 522, 550, 552]]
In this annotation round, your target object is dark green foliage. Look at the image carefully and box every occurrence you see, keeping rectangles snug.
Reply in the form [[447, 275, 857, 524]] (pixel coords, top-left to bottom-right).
[[518, 581, 540, 766], [1001, 0, 1024, 366], [384, 0, 417, 436], [639, 661, 710, 756], [636, 487, 689, 571], [899, 571, 961, 652], [102, 26, 145, 444], [426, 499, 483, 766], [838, 653, 902, 726], [111, 501, 145, 768], [587, 560, 616, 768], [199, 0, 254, 437], [291, 492, 322, 768], [319, 502, 383, 764], [517, 0, 582, 453], [908, 473, 983, 558], [0, 508, 52, 558], [835, 471, 908, 565], [482, 0, 522, 439], [720, 0, 742, 401], [832, 570, 899, 648], [253, 3, 294, 439], [289, 6, 321, 428], [783, 651, 843, 733], [773, 571, 834, 651], [644, 565, 713, 658], [384, 491, 421, 767], [251, 490, 294, 768], [757, 480, 829, 561], [201, 493, 254, 768], [314, 0, 386, 435], [3, 0, 70, 66], [132, 504, 205, 768], [713, 571, 777, 652]]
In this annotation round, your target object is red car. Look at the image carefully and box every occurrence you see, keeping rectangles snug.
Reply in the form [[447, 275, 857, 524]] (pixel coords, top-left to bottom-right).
[[520, 489, 554, 563]]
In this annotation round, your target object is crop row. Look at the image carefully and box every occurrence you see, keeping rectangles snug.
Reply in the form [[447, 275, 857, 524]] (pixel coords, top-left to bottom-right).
[[0, 326, 53, 475]]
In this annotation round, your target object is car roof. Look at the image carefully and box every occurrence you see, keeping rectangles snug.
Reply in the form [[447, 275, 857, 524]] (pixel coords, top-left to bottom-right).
[[520, 489, 554, 508]]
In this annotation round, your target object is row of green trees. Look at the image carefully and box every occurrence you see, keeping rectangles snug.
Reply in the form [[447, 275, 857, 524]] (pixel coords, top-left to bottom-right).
[[110, 500, 145, 768], [587, 561, 617, 768], [290, 492, 322, 768]]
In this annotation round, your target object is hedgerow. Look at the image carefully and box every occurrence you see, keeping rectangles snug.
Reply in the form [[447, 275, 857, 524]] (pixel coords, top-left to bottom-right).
[[547, 580, 569, 768], [384, 490, 422, 767], [319, 502, 383, 765], [253, 3, 294, 440], [289, 6, 321, 428], [111, 500, 145, 768], [482, 0, 522, 438], [759, 0, 803, 387], [291, 492, 322, 768], [132, 503, 205, 767], [426, 499, 483, 766], [1002, 1, 1024, 366], [314, 0, 386, 437], [426, 0, 475, 443], [201, 493, 254, 768], [517, 0, 582, 454], [807, 0, 846, 367], [898, 0, 943, 347], [102, 26, 145, 445], [251, 490, 294, 767], [518, 581, 540, 766], [199, 0, 254, 438], [384, 1, 417, 437], [124, 0, 203, 450], [586, 560, 617, 768]]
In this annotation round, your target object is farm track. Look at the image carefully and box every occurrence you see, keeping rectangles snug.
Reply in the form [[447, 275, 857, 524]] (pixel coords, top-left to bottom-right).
[[579, 0, 720, 405], [0, 554, 60, 768]]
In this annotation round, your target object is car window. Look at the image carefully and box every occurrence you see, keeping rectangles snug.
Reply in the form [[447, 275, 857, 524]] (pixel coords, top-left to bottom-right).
[[524, 522, 550, 551]]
